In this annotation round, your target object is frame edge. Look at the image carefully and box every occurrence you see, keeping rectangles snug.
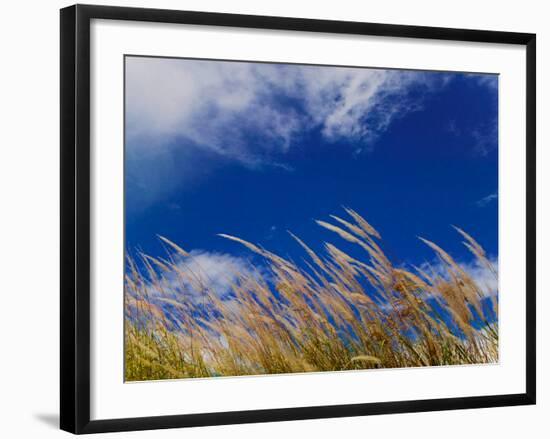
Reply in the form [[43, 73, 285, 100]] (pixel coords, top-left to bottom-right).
[[61, 4, 94, 434], [525, 34, 536, 404], [60, 4, 77, 434]]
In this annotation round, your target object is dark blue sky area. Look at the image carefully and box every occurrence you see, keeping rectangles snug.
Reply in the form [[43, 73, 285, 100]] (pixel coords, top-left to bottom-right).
[[125, 61, 498, 269]]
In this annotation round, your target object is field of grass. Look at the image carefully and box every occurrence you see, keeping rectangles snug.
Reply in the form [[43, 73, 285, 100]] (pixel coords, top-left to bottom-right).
[[124, 209, 498, 381]]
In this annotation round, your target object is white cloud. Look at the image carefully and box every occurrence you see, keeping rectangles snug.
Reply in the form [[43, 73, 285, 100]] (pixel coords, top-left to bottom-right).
[[477, 193, 498, 207], [471, 118, 498, 156], [126, 57, 443, 166], [127, 250, 255, 328], [476, 74, 498, 91], [419, 257, 498, 299], [461, 258, 498, 298], [141, 250, 252, 303], [126, 58, 304, 166], [125, 58, 497, 209], [174, 251, 251, 298]]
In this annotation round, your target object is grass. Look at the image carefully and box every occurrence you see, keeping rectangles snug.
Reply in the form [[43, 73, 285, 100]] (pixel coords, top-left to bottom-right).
[[124, 209, 498, 381]]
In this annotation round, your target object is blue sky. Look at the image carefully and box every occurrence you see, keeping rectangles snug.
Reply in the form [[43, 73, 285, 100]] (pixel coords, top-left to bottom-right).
[[125, 56, 498, 293]]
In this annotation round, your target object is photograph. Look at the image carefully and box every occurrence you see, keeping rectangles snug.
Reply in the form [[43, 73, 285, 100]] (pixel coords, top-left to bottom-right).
[[124, 56, 499, 382]]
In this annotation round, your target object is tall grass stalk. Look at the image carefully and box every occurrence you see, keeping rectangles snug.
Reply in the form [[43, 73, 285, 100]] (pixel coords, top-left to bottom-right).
[[125, 209, 498, 381]]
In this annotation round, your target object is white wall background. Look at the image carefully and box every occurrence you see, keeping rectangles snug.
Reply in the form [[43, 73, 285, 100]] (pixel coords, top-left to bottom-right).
[[0, 0, 546, 437]]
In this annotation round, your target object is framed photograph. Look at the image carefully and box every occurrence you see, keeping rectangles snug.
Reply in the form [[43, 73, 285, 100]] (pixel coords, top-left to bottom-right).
[[60, 4, 536, 434]]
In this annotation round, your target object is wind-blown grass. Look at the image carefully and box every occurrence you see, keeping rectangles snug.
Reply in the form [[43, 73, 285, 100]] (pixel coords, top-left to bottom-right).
[[124, 209, 498, 381]]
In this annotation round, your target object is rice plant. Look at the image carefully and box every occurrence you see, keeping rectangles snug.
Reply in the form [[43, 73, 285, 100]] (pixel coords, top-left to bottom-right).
[[124, 209, 498, 381]]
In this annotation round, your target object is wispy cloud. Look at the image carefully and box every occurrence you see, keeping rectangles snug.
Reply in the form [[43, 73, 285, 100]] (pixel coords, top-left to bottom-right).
[[446, 115, 498, 157], [142, 250, 253, 302], [126, 58, 445, 165], [420, 256, 498, 299], [462, 257, 498, 298], [476, 74, 498, 91], [472, 118, 498, 156], [174, 251, 251, 298], [446, 75, 498, 157], [125, 58, 495, 208], [477, 193, 498, 207]]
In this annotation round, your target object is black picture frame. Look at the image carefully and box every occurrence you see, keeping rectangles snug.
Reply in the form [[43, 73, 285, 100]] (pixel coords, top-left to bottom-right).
[[60, 4, 536, 434]]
